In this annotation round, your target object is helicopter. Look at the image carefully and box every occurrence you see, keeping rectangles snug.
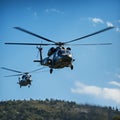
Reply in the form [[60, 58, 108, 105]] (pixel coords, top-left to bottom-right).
[[1, 67, 44, 88], [5, 26, 114, 74]]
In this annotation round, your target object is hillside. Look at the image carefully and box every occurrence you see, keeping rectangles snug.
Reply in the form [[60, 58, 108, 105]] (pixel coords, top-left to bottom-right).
[[0, 99, 120, 120]]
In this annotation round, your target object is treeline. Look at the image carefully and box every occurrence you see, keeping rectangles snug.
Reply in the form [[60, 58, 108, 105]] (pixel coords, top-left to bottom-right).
[[0, 99, 120, 120]]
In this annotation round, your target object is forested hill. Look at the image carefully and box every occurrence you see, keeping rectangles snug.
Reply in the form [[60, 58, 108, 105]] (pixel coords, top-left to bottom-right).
[[0, 99, 120, 120]]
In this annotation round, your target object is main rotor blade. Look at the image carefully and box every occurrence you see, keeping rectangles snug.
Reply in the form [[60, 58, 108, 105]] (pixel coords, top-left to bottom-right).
[[4, 73, 23, 77], [65, 43, 112, 46], [5, 42, 112, 46], [29, 67, 46, 73], [1, 67, 23, 73], [5, 42, 55, 46], [65, 27, 114, 44], [14, 27, 57, 44]]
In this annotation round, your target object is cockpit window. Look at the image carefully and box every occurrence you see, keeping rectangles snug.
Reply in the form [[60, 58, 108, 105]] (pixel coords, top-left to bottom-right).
[[58, 50, 62, 55], [66, 50, 70, 54], [58, 49, 70, 55]]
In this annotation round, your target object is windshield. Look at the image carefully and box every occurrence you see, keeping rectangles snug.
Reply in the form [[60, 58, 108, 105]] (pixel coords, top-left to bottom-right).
[[58, 49, 71, 55]]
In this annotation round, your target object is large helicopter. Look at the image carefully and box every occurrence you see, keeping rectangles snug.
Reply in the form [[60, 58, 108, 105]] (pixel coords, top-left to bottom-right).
[[1, 67, 44, 88], [5, 26, 114, 73]]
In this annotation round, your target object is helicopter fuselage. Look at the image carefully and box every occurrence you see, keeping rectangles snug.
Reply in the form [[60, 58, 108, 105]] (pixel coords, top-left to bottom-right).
[[18, 74, 32, 88], [41, 47, 74, 69]]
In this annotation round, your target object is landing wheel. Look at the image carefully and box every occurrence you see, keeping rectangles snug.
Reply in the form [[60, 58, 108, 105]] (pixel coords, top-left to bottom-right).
[[71, 65, 73, 70], [50, 69, 53, 74]]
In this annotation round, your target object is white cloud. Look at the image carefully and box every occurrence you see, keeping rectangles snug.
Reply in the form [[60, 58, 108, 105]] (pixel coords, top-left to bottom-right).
[[71, 81, 120, 104], [91, 18, 104, 24], [103, 88, 120, 103], [89, 17, 120, 33], [106, 22, 114, 27], [71, 81, 101, 96], [109, 81, 120, 87]]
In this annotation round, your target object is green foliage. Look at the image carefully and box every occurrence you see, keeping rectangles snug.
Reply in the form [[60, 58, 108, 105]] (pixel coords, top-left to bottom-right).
[[0, 99, 120, 120], [113, 115, 120, 120]]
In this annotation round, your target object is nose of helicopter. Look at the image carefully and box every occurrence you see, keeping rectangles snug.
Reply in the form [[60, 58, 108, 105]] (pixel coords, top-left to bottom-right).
[[62, 54, 72, 62]]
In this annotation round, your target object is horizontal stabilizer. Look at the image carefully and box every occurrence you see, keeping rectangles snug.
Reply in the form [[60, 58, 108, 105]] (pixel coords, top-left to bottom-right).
[[33, 60, 41, 62]]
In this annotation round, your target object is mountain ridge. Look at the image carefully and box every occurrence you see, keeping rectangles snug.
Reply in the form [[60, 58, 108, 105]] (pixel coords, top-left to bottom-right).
[[0, 99, 120, 120]]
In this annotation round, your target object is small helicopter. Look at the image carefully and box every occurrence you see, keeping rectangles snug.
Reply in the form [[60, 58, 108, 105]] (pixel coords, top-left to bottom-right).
[[5, 26, 114, 73], [1, 67, 44, 88]]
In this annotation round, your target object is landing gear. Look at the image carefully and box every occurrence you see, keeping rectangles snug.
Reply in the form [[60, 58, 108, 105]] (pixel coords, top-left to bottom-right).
[[70, 65, 73, 70], [50, 68, 53, 74]]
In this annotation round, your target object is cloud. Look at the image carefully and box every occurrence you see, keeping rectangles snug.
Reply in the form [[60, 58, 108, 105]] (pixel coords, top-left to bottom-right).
[[103, 88, 120, 103], [90, 18, 104, 24], [71, 81, 101, 96], [89, 17, 120, 32], [90, 17, 113, 27], [109, 81, 120, 87], [106, 22, 114, 27], [71, 81, 120, 104]]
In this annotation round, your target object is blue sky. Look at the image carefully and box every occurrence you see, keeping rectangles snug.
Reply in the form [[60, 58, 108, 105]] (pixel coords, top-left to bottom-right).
[[0, 0, 120, 108]]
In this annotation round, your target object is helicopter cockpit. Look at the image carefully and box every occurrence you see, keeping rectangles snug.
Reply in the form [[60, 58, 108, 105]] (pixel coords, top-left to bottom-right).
[[22, 74, 31, 81], [57, 47, 72, 56]]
